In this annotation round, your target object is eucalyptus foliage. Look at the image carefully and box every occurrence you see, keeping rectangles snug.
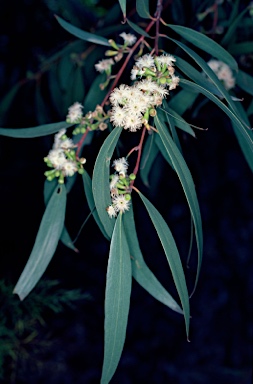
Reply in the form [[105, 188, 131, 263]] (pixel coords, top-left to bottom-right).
[[1, 1, 253, 382]]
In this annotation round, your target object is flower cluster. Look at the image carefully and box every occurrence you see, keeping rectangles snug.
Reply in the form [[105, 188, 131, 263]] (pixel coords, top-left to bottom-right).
[[106, 157, 135, 218], [207, 59, 235, 90], [66, 102, 109, 134], [44, 129, 86, 184], [109, 53, 180, 132]]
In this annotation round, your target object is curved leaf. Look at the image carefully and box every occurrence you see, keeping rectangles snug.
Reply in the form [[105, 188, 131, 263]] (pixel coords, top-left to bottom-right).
[[236, 70, 253, 97], [13, 185, 67, 300], [0, 121, 73, 138], [126, 19, 151, 38], [155, 112, 203, 296], [55, 15, 110, 46], [136, 0, 151, 19], [82, 170, 110, 240], [140, 132, 159, 186], [92, 128, 123, 239], [137, 191, 190, 336], [83, 73, 107, 112], [101, 213, 132, 384], [168, 88, 198, 115], [167, 24, 238, 71], [123, 205, 183, 314], [118, 0, 126, 18], [160, 104, 195, 137]]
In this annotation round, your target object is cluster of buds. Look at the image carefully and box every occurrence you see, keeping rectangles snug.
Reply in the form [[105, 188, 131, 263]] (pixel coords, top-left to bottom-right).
[[207, 59, 235, 90], [106, 157, 136, 218], [44, 129, 86, 184], [109, 53, 180, 132], [66, 102, 109, 134]]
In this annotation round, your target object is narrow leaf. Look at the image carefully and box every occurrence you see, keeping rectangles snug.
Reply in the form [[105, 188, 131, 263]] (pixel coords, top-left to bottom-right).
[[13, 185, 67, 300], [123, 205, 183, 314], [136, 0, 151, 18], [92, 128, 123, 238], [0, 121, 73, 138], [101, 214, 132, 384], [55, 15, 111, 46], [167, 24, 238, 71], [140, 132, 159, 186], [137, 192, 190, 336], [82, 170, 110, 240], [126, 19, 151, 38], [236, 70, 253, 96], [118, 0, 126, 18], [155, 112, 203, 296], [168, 88, 198, 115], [160, 104, 196, 137]]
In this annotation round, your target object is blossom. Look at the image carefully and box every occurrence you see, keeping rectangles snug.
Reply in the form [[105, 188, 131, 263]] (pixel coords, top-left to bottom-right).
[[112, 157, 128, 176], [110, 174, 119, 190], [119, 32, 137, 46], [155, 54, 176, 67], [48, 149, 67, 169], [123, 114, 143, 132], [62, 160, 78, 177], [168, 75, 180, 90], [95, 58, 114, 73], [66, 102, 83, 123], [107, 205, 117, 218], [110, 106, 126, 127], [135, 54, 155, 69], [112, 195, 130, 213], [207, 59, 235, 90]]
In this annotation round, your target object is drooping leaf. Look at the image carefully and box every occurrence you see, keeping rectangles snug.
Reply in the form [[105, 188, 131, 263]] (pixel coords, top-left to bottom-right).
[[126, 19, 151, 38], [168, 88, 198, 115], [236, 70, 253, 97], [155, 134, 174, 170], [137, 191, 189, 336], [101, 213, 132, 384], [180, 79, 253, 162], [160, 102, 182, 152], [60, 227, 79, 252], [92, 127, 123, 238], [83, 73, 107, 112], [117, 0, 126, 18], [160, 104, 196, 137], [166, 24, 238, 71], [55, 15, 111, 46], [155, 112, 203, 296], [123, 205, 183, 314], [13, 185, 67, 300], [82, 170, 110, 240], [0, 121, 73, 138], [140, 131, 159, 186], [136, 0, 151, 19]]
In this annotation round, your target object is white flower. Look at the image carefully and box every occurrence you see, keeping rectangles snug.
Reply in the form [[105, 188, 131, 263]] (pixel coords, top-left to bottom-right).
[[112, 195, 130, 213], [62, 160, 78, 177], [107, 205, 117, 218], [95, 58, 114, 73], [48, 149, 67, 169], [135, 54, 155, 69], [110, 84, 131, 106], [112, 157, 128, 176], [60, 138, 75, 149], [207, 59, 235, 90], [110, 174, 119, 190], [119, 32, 137, 46], [66, 102, 83, 123], [155, 54, 176, 67], [110, 106, 126, 127], [136, 79, 169, 97], [123, 113, 143, 132], [168, 75, 180, 90]]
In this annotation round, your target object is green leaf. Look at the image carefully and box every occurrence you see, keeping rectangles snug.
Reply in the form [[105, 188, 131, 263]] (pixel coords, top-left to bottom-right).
[[137, 191, 190, 336], [101, 213, 132, 384], [174, 55, 223, 97], [123, 205, 183, 314], [83, 73, 107, 112], [228, 42, 253, 56], [55, 15, 111, 46], [140, 132, 159, 186], [167, 24, 238, 71], [155, 112, 203, 296], [13, 185, 67, 300], [92, 128, 123, 239], [60, 227, 79, 252], [82, 170, 110, 240], [236, 70, 253, 96], [136, 0, 150, 19], [126, 19, 151, 38], [221, 5, 250, 47], [118, 0, 126, 18], [168, 88, 198, 115], [0, 121, 73, 138], [160, 101, 182, 152], [160, 104, 196, 137], [180, 79, 253, 160], [155, 134, 174, 169]]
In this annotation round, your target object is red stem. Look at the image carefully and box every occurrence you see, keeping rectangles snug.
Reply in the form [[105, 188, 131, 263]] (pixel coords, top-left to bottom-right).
[[154, 0, 163, 56], [130, 127, 147, 189], [76, 129, 89, 157]]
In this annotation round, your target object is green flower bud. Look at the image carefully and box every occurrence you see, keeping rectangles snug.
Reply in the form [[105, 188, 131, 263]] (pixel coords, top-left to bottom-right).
[[78, 168, 85, 174], [125, 194, 131, 201], [108, 39, 119, 50], [129, 173, 136, 180], [159, 77, 167, 85], [80, 127, 86, 133]]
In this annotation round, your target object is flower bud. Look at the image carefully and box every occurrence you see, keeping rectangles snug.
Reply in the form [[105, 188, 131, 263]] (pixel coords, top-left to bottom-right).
[[125, 194, 131, 201], [149, 108, 157, 117], [159, 77, 167, 85], [129, 173, 136, 180]]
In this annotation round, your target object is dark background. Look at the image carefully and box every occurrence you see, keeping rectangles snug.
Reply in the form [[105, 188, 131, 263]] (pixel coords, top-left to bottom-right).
[[0, 1, 252, 383]]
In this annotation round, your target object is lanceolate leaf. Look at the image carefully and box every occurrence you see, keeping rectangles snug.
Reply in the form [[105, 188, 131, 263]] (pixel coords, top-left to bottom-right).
[[55, 15, 111, 46], [160, 102, 182, 152], [13, 185, 67, 300], [118, 0, 126, 18], [101, 213, 132, 384], [168, 89, 198, 115], [179, 79, 253, 163], [123, 205, 183, 314], [167, 24, 238, 71], [140, 132, 159, 187], [0, 121, 73, 138], [160, 104, 196, 137], [236, 70, 253, 97], [136, 0, 151, 19], [126, 19, 151, 38], [155, 112, 203, 296], [92, 128, 123, 238], [137, 191, 190, 336], [82, 170, 110, 240]]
